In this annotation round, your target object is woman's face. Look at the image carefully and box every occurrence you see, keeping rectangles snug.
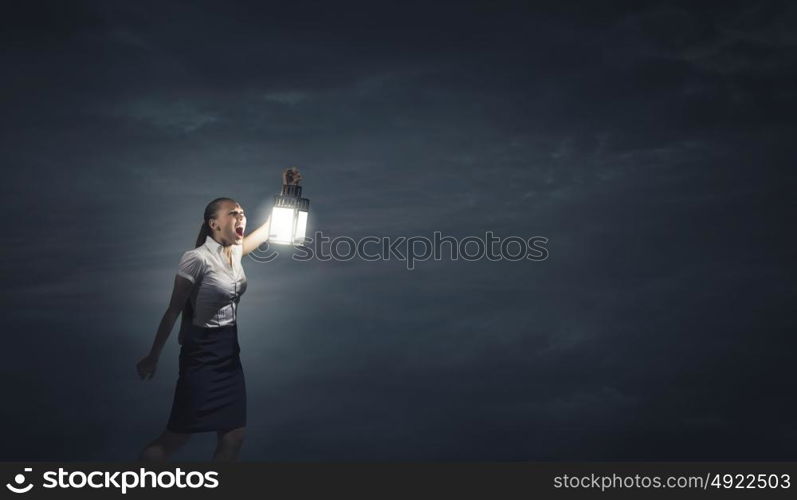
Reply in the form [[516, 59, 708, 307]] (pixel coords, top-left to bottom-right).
[[210, 200, 247, 245]]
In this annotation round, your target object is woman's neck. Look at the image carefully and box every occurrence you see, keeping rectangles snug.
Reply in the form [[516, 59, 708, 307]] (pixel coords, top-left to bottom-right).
[[210, 235, 230, 247], [209, 235, 234, 266]]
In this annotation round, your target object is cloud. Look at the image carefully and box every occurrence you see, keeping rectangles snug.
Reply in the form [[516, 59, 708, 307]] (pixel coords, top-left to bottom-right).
[[118, 98, 219, 133], [262, 91, 311, 105]]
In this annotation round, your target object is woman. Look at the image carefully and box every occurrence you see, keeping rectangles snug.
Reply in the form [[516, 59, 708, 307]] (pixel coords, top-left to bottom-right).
[[136, 168, 302, 462]]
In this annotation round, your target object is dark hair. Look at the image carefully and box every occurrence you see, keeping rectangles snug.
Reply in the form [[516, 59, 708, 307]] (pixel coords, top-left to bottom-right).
[[179, 197, 237, 344], [194, 197, 237, 248]]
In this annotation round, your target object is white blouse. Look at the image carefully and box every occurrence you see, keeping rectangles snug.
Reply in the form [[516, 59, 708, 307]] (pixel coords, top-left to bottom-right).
[[176, 235, 247, 327]]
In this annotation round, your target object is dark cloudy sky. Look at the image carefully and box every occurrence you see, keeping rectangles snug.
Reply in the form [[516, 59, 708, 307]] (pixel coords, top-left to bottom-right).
[[1, 0, 796, 461]]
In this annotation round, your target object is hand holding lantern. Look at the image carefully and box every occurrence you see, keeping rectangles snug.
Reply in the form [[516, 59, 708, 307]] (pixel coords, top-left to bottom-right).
[[282, 167, 303, 186]]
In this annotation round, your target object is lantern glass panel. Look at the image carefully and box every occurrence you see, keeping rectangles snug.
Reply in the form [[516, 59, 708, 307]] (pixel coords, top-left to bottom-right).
[[294, 210, 308, 244], [270, 206, 296, 244]]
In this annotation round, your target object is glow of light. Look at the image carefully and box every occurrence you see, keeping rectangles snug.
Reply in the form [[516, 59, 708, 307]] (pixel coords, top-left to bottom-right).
[[269, 206, 296, 245]]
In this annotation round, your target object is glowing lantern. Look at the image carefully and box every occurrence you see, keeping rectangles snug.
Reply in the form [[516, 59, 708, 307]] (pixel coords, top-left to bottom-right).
[[269, 183, 309, 246]]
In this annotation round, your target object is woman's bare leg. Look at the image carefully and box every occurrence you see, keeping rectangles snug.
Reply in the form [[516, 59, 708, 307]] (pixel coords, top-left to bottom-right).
[[138, 429, 191, 461], [212, 426, 245, 462]]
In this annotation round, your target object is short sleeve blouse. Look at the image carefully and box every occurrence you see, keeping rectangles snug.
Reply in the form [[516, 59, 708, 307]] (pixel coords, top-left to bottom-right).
[[176, 235, 247, 327]]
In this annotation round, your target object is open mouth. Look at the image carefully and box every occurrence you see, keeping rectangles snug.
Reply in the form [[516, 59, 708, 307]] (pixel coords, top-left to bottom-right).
[[235, 226, 244, 237]]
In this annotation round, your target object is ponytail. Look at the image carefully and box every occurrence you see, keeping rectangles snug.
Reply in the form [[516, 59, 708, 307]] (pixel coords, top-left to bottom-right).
[[194, 221, 211, 248]]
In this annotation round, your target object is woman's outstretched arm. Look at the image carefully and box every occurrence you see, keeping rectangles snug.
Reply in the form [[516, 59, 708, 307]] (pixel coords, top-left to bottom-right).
[[136, 275, 194, 380], [242, 212, 271, 256]]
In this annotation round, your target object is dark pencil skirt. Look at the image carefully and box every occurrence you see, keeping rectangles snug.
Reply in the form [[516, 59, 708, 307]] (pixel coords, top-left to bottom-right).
[[167, 323, 246, 433]]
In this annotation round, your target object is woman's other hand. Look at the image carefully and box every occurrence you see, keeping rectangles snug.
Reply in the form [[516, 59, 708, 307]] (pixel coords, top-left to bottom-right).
[[136, 354, 158, 380], [282, 167, 303, 185]]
